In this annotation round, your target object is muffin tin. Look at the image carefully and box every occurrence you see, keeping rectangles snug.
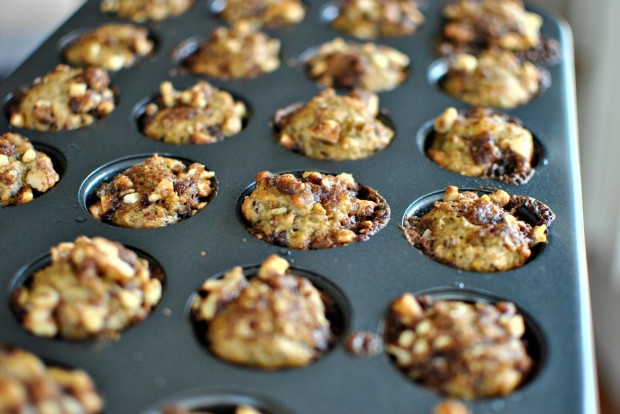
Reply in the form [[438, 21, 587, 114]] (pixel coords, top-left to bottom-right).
[[0, 1, 596, 413]]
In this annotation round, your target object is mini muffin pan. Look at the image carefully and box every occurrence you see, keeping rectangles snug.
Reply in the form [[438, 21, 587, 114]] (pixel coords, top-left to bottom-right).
[[0, 1, 596, 413]]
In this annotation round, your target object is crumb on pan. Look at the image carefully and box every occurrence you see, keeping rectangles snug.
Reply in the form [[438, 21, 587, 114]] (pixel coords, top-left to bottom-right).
[[427, 107, 535, 184], [0, 345, 104, 413], [331, 0, 426, 39], [241, 171, 390, 249], [191, 255, 332, 369], [11, 236, 163, 340], [0, 132, 60, 207], [64, 23, 154, 71], [401, 185, 554, 272], [306, 37, 409, 92], [141, 81, 247, 145], [274, 88, 394, 160], [386, 294, 533, 399], [89, 155, 216, 228], [9, 65, 116, 131], [185, 22, 280, 79]]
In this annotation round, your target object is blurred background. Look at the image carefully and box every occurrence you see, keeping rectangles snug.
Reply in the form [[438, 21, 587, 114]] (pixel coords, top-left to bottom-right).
[[1, 1, 618, 412]]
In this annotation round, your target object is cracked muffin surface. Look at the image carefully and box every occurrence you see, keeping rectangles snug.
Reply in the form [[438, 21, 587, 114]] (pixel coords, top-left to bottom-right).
[[438, 0, 560, 64], [185, 23, 280, 79], [89, 155, 215, 228], [218, 0, 305, 27], [306, 38, 409, 92], [191, 255, 332, 369], [100, 0, 193, 22], [11, 236, 163, 340], [0, 346, 103, 413], [141, 81, 247, 145], [9, 65, 116, 131], [242, 171, 390, 249], [428, 107, 535, 184], [275, 89, 394, 160], [64, 23, 154, 71], [401, 186, 554, 272], [385, 294, 533, 399], [331, 0, 425, 39], [0, 133, 59, 207], [441, 49, 547, 108]]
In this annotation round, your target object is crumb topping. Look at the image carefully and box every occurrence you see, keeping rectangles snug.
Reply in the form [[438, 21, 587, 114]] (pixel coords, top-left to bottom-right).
[[219, 0, 305, 28], [100, 0, 193, 22]]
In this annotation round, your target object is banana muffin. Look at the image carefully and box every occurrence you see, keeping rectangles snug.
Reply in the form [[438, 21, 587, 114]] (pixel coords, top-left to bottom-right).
[[11, 236, 163, 340], [275, 89, 394, 160], [438, 0, 560, 64], [89, 155, 216, 228], [0, 346, 103, 413], [140, 81, 247, 145], [427, 107, 535, 184], [401, 186, 554, 272], [242, 171, 390, 249], [218, 0, 305, 27], [100, 0, 193, 22], [385, 294, 533, 399], [440, 49, 548, 108], [184, 23, 280, 79], [8, 65, 116, 131], [191, 255, 332, 369], [63, 23, 154, 71], [0, 133, 59, 207], [331, 0, 425, 39], [305, 38, 409, 92]]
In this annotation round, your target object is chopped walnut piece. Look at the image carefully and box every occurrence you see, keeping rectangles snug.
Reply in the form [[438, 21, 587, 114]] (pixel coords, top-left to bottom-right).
[[9, 65, 116, 131], [191, 255, 332, 369], [141, 81, 247, 145], [386, 294, 533, 399], [401, 186, 554, 272], [185, 23, 280, 79], [428, 107, 536, 183], [11, 236, 162, 340], [274, 89, 394, 160], [64, 23, 154, 71], [0, 133, 59, 207], [241, 171, 390, 249], [306, 38, 409, 92], [89, 155, 216, 228], [0, 346, 103, 413], [331, 0, 425, 39]]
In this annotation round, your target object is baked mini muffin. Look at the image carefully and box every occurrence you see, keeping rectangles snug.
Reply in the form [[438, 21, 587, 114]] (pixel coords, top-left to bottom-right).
[[11, 236, 163, 340], [438, 0, 560, 64], [385, 294, 533, 399], [305, 38, 409, 92], [163, 406, 262, 414], [89, 155, 215, 228], [185, 23, 280, 79], [242, 171, 390, 249], [440, 49, 548, 108], [0, 133, 59, 207], [0, 346, 103, 413], [9, 65, 116, 131], [140, 81, 247, 145], [401, 186, 554, 272], [191, 255, 332, 369], [64, 23, 154, 71], [427, 107, 535, 184], [218, 0, 305, 28], [331, 0, 425, 39], [100, 0, 193, 22], [275, 89, 394, 160]]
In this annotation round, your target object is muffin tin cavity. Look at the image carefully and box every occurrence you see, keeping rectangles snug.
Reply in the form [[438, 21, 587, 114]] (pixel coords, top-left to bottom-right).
[[383, 287, 546, 398], [188, 259, 351, 369], [79, 154, 217, 228]]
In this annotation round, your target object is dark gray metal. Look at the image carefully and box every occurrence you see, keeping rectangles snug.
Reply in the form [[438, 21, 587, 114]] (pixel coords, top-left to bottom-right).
[[0, 1, 596, 413]]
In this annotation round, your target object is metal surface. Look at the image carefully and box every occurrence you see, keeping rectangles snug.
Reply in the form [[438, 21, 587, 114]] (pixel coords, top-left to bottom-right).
[[0, 1, 596, 413]]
